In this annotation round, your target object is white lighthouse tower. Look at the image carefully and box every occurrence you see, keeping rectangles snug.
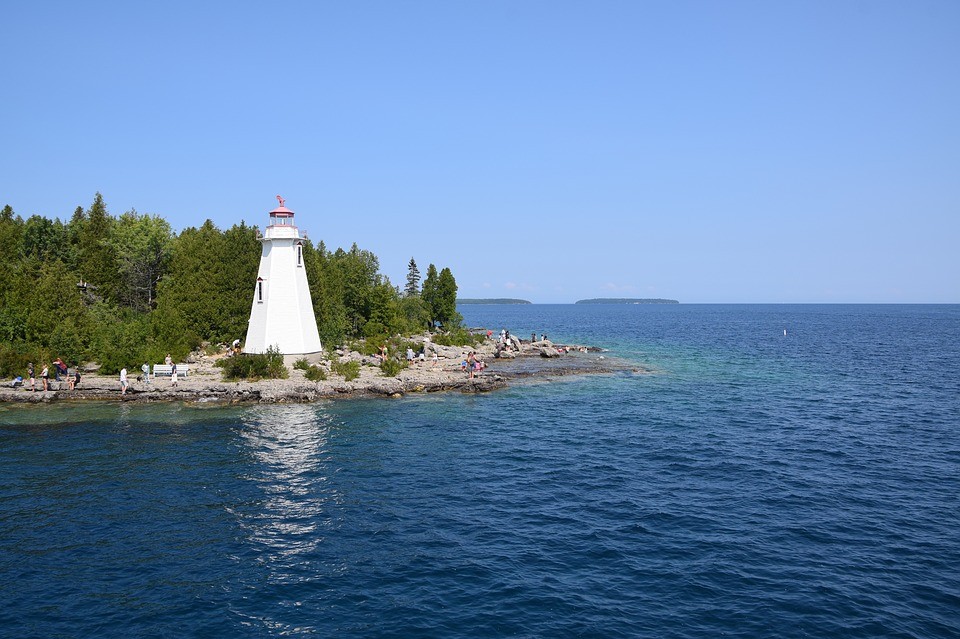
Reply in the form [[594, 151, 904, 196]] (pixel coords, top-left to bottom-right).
[[244, 196, 323, 355]]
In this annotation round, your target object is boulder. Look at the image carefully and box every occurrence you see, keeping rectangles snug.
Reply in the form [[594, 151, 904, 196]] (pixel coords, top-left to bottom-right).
[[539, 347, 561, 358]]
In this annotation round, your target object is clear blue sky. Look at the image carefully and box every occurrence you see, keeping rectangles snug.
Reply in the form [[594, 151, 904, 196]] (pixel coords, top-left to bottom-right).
[[3, 1, 958, 303]]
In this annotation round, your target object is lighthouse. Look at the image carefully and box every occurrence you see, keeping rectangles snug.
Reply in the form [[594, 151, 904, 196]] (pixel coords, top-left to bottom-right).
[[244, 196, 323, 355]]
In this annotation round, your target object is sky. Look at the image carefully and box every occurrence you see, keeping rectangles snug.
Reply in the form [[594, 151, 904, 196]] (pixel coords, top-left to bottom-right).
[[2, 1, 958, 303]]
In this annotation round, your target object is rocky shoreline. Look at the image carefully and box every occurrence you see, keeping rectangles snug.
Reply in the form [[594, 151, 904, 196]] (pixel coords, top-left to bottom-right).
[[0, 336, 642, 405]]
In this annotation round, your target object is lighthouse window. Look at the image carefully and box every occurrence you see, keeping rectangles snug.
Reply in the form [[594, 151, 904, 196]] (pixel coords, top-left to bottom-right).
[[257, 279, 263, 303], [297, 243, 302, 267]]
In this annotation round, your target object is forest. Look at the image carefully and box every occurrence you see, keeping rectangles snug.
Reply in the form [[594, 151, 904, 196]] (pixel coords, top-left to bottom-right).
[[0, 194, 461, 376]]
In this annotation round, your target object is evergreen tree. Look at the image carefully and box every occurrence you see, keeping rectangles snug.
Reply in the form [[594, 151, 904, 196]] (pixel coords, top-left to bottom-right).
[[220, 222, 262, 339], [436, 267, 462, 328], [76, 193, 120, 302], [404, 257, 421, 297], [303, 240, 349, 347], [421, 263, 439, 329], [152, 220, 228, 350]]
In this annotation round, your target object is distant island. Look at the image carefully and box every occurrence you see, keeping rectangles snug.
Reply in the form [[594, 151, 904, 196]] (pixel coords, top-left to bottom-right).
[[457, 298, 532, 305], [575, 298, 679, 304]]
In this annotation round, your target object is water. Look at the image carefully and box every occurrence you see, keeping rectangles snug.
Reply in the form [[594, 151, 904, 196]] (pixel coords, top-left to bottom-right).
[[1, 305, 958, 637]]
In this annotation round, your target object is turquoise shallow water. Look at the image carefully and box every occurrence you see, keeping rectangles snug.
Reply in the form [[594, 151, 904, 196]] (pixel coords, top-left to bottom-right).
[[1, 305, 958, 637]]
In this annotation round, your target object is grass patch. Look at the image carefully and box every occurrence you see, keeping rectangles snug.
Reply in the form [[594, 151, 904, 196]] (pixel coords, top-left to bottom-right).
[[293, 357, 312, 371]]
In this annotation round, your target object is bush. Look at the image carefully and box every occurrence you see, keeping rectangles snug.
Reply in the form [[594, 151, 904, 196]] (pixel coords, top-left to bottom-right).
[[0, 343, 46, 379], [293, 357, 312, 371], [330, 359, 360, 381], [304, 365, 327, 382], [432, 328, 485, 348], [217, 347, 288, 380], [380, 357, 407, 377]]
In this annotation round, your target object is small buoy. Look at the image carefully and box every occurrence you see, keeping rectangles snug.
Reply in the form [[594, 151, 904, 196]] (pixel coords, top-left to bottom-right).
[[783, 329, 787, 336]]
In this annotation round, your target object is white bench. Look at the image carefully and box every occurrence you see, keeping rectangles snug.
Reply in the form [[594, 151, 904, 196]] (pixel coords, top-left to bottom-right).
[[152, 364, 189, 377]]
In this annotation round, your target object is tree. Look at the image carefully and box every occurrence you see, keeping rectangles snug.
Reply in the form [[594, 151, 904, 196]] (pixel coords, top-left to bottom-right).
[[111, 210, 174, 311], [404, 257, 421, 297], [76, 193, 120, 303], [436, 267, 462, 329], [303, 240, 348, 347], [219, 221, 262, 339], [421, 263, 439, 329]]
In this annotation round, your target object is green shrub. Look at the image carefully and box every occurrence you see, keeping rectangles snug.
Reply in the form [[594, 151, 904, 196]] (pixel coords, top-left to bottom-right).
[[330, 359, 360, 381], [380, 357, 407, 377], [0, 343, 47, 378], [293, 357, 312, 370], [304, 365, 327, 382], [217, 347, 288, 380], [432, 328, 485, 348]]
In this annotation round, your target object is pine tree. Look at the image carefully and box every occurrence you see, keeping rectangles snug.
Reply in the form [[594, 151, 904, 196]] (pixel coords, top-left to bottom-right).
[[404, 257, 421, 297]]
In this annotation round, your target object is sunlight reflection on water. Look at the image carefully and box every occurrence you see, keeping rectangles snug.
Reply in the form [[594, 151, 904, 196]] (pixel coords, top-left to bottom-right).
[[238, 405, 341, 570]]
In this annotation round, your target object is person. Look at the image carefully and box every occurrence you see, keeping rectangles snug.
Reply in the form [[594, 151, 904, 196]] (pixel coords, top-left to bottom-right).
[[72, 370, 81, 389], [406, 347, 415, 362], [170, 363, 178, 387], [532, 332, 537, 343], [120, 367, 128, 395], [467, 352, 476, 379], [141, 362, 150, 385], [541, 333, 547, 342], [164, 353, 173, 366], [40, 364, 49, 391], [418, 349, 425, 365], [379, 344, 388, 362], [67, 367, 75, 390], [432, 352, 439, 367], [487, 329, 493, 340], [54, 357, 65, 381], [27, 362, 35, 391], [232, 338, 241, 354]]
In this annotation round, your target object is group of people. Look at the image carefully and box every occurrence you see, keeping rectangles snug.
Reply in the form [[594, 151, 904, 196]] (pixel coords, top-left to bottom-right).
[[21, 358, 80, 392], [120, 354, 178, 395], [461, 351, 486, 378]]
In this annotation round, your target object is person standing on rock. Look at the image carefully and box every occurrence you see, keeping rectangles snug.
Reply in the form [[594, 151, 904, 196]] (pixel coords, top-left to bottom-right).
[[171, 363, 179, 388], [120, 367, 128, 395], [27, 362, 35, 391], [40, 364, 49, 391], [141, 362, 150, 385]]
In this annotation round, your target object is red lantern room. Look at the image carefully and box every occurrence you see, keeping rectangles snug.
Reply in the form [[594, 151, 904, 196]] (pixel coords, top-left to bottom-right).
[[269, 194, 295, 227]]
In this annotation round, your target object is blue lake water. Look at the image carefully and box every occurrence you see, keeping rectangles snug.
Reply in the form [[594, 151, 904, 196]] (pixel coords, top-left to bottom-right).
[[1, 304, 959, 637]]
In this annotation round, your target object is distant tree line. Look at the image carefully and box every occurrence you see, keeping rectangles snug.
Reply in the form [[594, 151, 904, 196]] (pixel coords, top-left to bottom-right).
[[574, 298, 679, 304], [0, 194, 461, 376]]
